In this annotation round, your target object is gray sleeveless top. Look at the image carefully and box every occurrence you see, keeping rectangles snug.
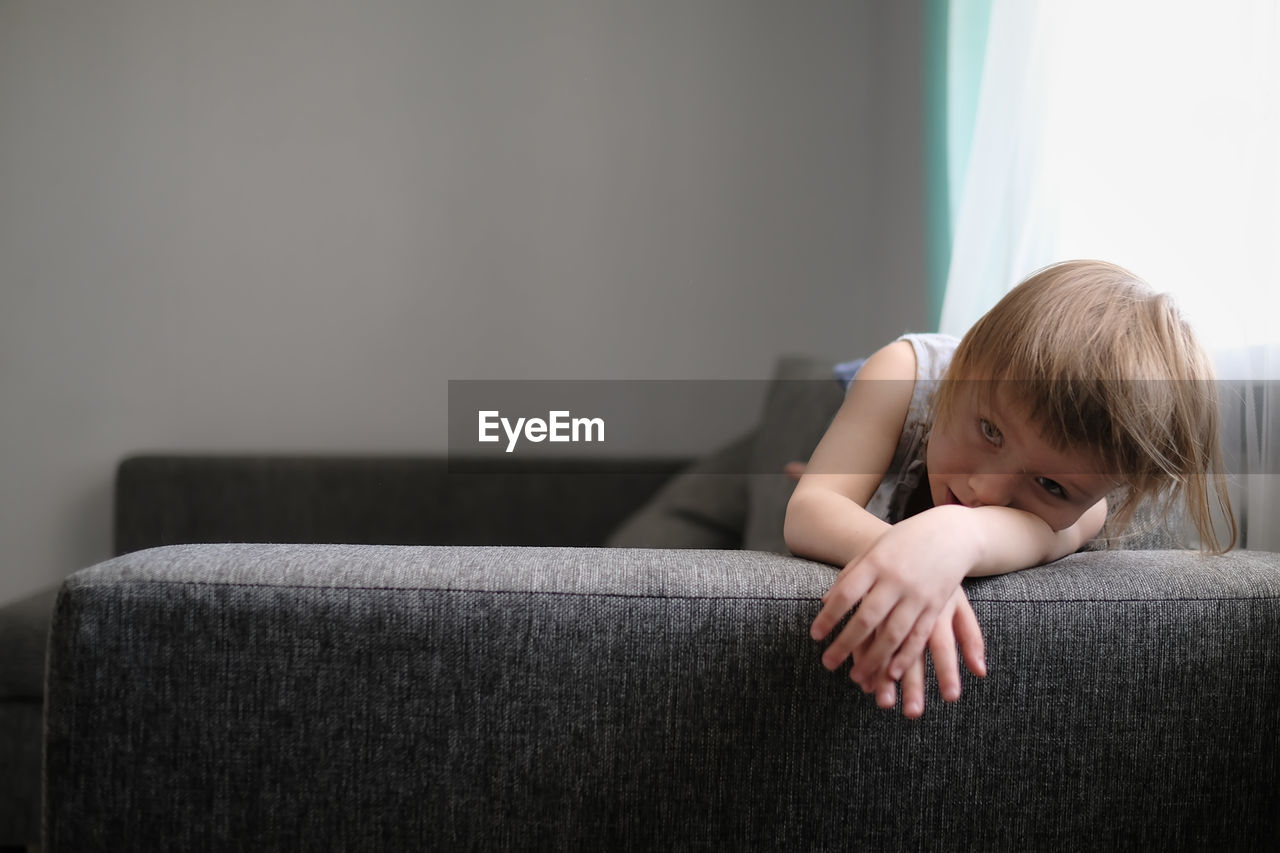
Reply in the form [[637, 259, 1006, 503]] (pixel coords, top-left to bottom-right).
[[850, 333, 959, 524]]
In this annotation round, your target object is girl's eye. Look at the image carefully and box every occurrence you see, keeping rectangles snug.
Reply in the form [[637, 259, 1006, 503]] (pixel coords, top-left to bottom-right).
[[979, 418, 1003, 446], [1037, 476, 1067, 499]]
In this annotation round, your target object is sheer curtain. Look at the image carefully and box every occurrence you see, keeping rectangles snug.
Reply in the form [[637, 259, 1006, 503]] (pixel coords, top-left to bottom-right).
[[939, 0, 1280, 548]]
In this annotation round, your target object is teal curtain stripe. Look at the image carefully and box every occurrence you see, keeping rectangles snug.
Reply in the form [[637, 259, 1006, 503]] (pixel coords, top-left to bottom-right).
[[946, 0, 992, 225], [924, 0, 950, 331], [925, 0, 993, 331]]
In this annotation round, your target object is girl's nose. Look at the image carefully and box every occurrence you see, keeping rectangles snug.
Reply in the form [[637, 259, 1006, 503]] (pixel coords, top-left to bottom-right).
[[968, 474, 1016, 508]]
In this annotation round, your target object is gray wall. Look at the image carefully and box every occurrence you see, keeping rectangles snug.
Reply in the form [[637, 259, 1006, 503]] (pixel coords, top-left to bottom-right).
[[0, 0, 926, 604]]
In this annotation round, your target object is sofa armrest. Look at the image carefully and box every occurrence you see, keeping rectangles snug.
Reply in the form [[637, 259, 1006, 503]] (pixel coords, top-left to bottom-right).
[[45, 545, 1280, 850]]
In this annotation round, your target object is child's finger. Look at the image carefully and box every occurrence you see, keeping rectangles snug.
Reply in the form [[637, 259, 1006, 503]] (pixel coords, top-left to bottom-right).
[[810, 563, 875, 642], [847, 597, 924, 686], [882, 603, 943, 684], [872, 670, 896, 709], [865, 650, 896, 701], [852, 634, 877, 694], [831, 558, 858, 587], [823, 558, 867, 607], [900, 655, 926, 718], [821, 585, 897, 671], [848, 627, 884, 693], [854, 594, 941, 686], [929, 613, 963, 703], [953, 592, 987, 677]]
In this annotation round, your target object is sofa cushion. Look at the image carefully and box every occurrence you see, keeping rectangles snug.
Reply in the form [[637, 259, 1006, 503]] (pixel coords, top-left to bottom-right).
[[604, 432, 752, 550], [0, 585, 60, 699], [742, 356, 845, 553], [44, 543, 1280, 849], [605, 355, 845, 555], [116, 456, 687, 552]]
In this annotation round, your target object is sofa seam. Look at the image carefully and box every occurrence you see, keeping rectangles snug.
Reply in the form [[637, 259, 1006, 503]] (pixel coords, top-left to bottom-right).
[[68, 578, 1280, 605], [82, 579, 820, 602]]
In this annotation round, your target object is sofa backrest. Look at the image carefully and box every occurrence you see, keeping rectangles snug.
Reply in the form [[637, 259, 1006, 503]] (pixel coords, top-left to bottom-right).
[[115, 455, 689, 555]]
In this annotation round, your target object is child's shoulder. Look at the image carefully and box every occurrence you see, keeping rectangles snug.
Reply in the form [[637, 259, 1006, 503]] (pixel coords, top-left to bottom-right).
[[893, 333, 960, 382], [840, 334, 959, 388], [856, 339, 918, 381]]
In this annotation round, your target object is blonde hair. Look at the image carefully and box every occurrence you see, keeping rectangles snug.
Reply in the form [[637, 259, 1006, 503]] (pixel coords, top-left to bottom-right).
[[933, 260, 1236, 552]]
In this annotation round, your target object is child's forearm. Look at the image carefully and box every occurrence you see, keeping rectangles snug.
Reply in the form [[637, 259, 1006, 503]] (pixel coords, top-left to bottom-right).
[[958, 500, 1107, 577], [787, 488, 1105, 578], [784, 490, 1068, 575], [783, 485, 891, 568]]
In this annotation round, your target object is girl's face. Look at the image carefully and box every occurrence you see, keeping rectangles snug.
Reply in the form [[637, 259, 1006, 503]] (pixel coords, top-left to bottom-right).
[[926, 387, 1116, 532]]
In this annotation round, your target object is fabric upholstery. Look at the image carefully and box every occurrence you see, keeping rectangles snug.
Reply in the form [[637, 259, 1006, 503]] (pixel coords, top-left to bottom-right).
[[0, 703, 41, 845], [743, 355, 846, 553], [115, 455, 687, 554], [605, 431, 753, 550], [2, 454, 685, 847], [603, 354, 844, 555], [45, 543, 1280, 851], [0, 585, 59, 699], [0, 585, 59, 845]]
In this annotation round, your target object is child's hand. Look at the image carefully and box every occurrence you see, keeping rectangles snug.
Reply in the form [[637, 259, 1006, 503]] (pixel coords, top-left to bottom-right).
[[863, 587, 986, 717], [810, 505, 982, 689]]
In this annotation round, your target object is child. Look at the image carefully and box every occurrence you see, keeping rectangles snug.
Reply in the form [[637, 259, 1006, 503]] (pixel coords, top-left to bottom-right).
[[784, 260, 1235, 718]]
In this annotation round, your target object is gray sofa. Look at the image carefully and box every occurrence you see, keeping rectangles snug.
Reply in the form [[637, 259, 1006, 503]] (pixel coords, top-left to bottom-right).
[[8, 357, 1280, 849], [3, 455, 684, 851]]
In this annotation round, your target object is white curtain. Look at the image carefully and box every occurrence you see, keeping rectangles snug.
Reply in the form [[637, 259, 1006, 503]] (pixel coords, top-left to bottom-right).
[[940, 0, 1280, 548]]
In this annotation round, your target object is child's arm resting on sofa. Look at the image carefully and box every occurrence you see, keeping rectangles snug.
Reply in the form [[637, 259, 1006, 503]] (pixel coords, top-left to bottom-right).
[[812, 497, 1107, 692], [786, 341, 1105, 703], [785, 342, 988, 711]]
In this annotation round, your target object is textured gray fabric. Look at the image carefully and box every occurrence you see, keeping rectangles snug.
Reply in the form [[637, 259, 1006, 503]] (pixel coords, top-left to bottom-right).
[[8, 458, 687, 851], [605, 431, 753, 550], [64, 543, 831, 599], [968, 548, 1280, 601], [0, 585, 59, 698], [46, 543, 1280, 851], [744, 356, 846, 553], [115, 455, 686, 553], [0, 703, 41, 846], [0, 588, 57, 847]]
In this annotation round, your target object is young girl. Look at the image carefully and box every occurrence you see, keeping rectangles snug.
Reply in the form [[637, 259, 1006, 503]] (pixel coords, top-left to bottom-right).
[[785, 260, 1235, 718]]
